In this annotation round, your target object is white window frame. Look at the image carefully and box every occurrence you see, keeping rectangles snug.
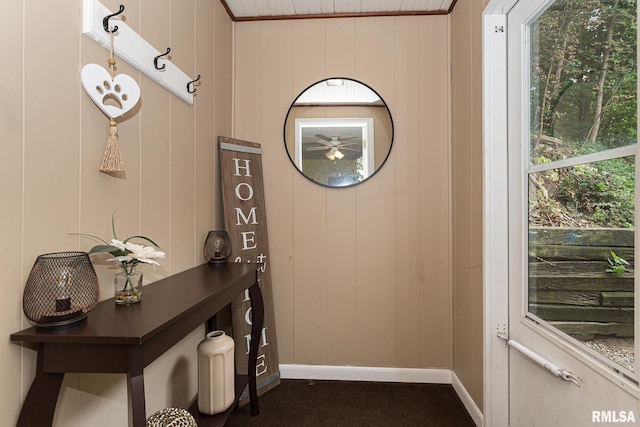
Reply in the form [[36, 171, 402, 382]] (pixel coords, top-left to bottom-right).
[[294, 117, 375, 176]]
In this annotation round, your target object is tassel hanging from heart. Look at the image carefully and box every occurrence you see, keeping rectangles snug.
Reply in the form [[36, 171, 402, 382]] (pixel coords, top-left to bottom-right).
[[99, 28, 125, 174], [99, 120, 125, 173]]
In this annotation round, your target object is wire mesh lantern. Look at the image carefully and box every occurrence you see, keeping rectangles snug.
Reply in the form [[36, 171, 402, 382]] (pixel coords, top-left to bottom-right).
[[22, 251, 100, 331]]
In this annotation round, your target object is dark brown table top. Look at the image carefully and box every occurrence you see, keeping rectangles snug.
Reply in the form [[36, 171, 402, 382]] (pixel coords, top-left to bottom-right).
[[11, 262, 258, 346]]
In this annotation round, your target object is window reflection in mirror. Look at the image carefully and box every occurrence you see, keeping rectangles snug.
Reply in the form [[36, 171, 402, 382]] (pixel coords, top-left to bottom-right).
[[284, 78, 393, 188]]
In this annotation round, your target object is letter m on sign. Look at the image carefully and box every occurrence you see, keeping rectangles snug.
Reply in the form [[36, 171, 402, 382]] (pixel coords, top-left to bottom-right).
[[218, 136, 281, 401]]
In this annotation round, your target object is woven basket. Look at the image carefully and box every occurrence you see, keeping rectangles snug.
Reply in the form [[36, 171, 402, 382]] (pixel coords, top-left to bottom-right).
[[145, 408, 197, 427]]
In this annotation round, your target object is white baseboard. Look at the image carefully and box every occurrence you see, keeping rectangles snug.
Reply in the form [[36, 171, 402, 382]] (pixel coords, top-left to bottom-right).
[[451, 371, 483, 427], [279, 363, 451, 383], [279, 364, 483, 426]]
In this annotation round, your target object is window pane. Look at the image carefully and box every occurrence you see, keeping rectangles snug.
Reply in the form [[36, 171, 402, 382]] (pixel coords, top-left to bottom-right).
[[529, 0, 637, 163], [528, 0, 636, 374], [528, 158, 635, 372]]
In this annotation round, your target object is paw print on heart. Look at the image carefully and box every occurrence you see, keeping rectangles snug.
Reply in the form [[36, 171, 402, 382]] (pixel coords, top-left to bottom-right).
[[81, 63, 141, 119], [96, 79, 130, 110]]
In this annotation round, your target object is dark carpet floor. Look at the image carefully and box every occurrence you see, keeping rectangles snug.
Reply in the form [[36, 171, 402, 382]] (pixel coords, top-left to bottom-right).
[[227, 379, 476, 426]]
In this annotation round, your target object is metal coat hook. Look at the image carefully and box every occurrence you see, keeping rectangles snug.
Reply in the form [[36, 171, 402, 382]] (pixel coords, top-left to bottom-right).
[[187, 75, 201, 94], [154, 48, 171, 70], [103, 4, 125, 33]]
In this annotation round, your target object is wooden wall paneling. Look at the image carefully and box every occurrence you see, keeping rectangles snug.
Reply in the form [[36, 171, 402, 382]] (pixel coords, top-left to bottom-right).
[[74, 374, 128, 425], [234, 22, 262, 142], [169, 0, 196, 272], [140, 0, 172, 285], [470, 0, 485, 407], [354, 17, 395, 97], [353, 17, 398, 367], [233, 14, 458, 373], [258, 20, 296, 363], [451, 0, 473, 376], [324, 18, 358, 365], [353, 172, 398, 366], [23, 0, 84, 422], [291, 19, 329, 364], [23, 0, 81, 258], [214, 0, 233, 225], [471, 0, 484, 278], [2, 1, 24, 422], [292, 19, 327, 92], [418, 16, 451, 368], [471, 0, 484, 298], [325, 189, 358, 365], [393, 16, 424, 368], [195, 0, 217, 261], [292, 180, 329, 364], [325, 18, 356, 77], [143, 328, 202, 414]]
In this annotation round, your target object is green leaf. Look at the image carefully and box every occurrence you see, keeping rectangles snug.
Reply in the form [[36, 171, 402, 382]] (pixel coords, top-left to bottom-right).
[[123, 235, 162, 249], [88, 244, 121, 255], [68, 233, 110, 246], [112, 210, 119, 240]]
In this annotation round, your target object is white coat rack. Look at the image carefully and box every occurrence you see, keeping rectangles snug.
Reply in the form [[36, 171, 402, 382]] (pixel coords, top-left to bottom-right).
[[82, 0, 199, 105]]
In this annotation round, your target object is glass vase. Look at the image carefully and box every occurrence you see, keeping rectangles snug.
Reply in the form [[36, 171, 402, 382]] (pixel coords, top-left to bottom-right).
[[114, 264, 142, 305]]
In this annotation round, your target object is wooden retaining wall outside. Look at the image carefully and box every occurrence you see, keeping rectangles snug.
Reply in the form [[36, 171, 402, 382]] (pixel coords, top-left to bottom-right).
[[529, 227, 634, 340]]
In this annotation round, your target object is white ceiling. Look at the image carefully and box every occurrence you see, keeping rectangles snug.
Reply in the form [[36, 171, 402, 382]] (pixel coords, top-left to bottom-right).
[[294, 79, 383, 105], [221, 0, 457, 21]]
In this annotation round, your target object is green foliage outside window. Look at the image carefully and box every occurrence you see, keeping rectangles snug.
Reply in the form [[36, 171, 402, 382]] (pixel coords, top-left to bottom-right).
[[528, 0, 636, 230]]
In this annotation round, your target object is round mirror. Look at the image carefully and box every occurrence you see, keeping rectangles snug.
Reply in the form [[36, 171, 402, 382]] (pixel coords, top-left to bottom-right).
[[284, 78, 394, 188]]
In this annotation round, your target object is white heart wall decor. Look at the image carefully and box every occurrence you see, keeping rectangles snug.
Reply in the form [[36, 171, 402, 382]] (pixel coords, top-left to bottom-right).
[[81, 63, 140, 119]]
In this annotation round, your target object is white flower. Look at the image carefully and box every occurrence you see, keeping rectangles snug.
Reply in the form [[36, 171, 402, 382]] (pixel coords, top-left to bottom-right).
[[108, 239, 166, 266], [75, 212, 167, 269], [111, 239, 127, 251], [124, 242, 166, 266], [109, 255, 134, 263]]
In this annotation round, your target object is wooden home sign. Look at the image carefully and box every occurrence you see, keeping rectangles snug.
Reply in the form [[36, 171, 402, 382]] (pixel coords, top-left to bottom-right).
[[219, 136, 281, 399]]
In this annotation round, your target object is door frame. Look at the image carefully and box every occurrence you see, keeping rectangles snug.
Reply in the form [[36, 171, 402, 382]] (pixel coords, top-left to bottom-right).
[[483, 1, 639, 426], [483, 4, 511, 425]]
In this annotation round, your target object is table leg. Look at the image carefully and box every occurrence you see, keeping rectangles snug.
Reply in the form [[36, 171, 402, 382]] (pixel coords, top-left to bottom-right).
[[247, 281, 264, 416], [127, 346, 147, 427], [17, 344, 65, 427], [127, 370, 146, 426]]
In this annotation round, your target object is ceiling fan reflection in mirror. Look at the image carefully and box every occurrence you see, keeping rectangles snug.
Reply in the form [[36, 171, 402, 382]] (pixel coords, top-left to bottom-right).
[[305, 134, 361, 160]]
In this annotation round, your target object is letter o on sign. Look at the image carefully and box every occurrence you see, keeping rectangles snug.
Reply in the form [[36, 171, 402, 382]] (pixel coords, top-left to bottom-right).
[[235, 182, 254, 201]]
